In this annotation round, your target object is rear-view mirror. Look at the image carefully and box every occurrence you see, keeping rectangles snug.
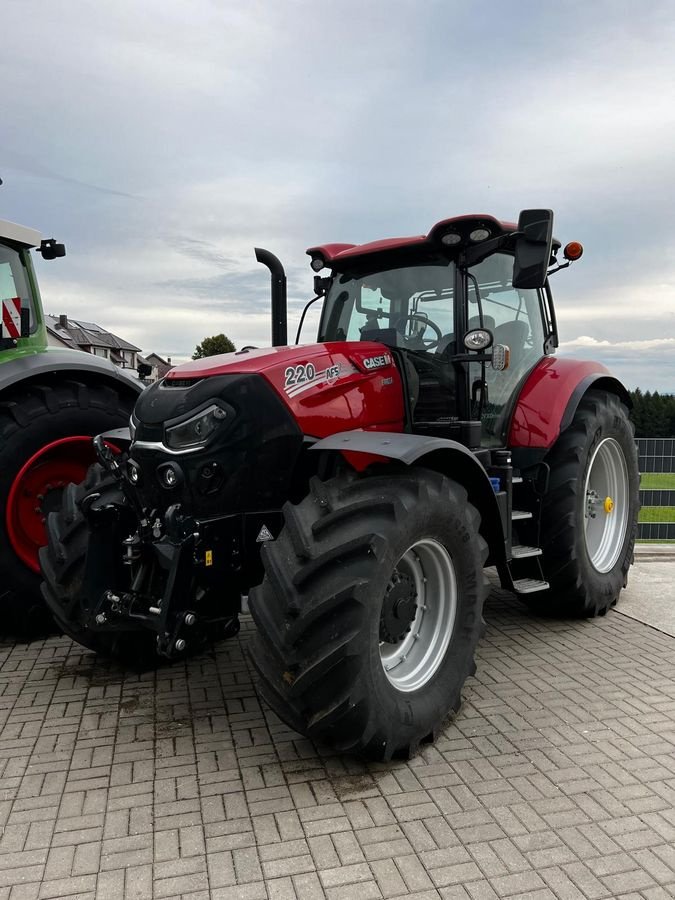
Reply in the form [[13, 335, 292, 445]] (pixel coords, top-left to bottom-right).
[[512, 209, 553, 289], [39, 238, 66, 260]]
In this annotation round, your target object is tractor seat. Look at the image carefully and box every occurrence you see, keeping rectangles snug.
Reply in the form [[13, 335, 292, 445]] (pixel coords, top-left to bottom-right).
[[468, 314, 496, 333], [493, 320, 529, 361]]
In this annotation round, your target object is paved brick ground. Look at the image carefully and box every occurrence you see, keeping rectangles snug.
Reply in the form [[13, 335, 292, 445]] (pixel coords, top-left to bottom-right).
[[2, 588, 675, 900]]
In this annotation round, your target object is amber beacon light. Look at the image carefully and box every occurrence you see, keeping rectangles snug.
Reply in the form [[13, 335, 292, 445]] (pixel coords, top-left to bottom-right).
[[563, 241, 584, 261]]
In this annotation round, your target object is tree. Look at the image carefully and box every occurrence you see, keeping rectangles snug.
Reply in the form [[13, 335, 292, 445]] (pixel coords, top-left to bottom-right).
[[192, 334, 235, 359], [629, 389, 675, 437]]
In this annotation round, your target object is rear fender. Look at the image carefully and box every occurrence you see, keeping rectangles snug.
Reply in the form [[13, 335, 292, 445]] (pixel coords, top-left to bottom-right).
[[508, 357, 630, 450], [310, 431, 507, 566]]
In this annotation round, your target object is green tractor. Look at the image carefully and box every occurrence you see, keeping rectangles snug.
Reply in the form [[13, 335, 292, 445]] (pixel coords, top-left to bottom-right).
[[0, 215, 142, 630]]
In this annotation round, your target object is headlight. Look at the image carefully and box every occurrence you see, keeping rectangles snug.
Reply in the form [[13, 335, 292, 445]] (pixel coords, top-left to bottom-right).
[[469, 228, 491, 242], [464, 328, 493, 351], [440, 231, 461, 246], [165, 403, 228, 450]]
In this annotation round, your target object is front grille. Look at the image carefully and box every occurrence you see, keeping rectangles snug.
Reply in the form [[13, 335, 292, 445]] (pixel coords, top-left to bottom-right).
[[164, 378, 202, 388]]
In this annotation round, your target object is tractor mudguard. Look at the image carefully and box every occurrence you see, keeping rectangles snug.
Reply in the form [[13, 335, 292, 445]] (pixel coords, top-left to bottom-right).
[[0, 348, 143, 398], [508, 357, 630, 450], [310, 430, 507, 565]]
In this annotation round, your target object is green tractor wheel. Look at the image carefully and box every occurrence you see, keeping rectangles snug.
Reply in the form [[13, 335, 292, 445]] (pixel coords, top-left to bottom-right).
[[0, 379, 133, 632]]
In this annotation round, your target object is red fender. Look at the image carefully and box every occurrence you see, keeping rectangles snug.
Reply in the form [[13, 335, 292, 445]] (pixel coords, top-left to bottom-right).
[[508, 357, 630, 449]]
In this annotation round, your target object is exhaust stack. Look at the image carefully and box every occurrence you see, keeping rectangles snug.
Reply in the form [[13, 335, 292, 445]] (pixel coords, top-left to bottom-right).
[[255, 248, 287, 347]]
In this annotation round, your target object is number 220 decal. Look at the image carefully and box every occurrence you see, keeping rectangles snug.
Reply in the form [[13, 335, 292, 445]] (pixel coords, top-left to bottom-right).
[[283, 362, 342, 397], [284, 363, 316, 388]]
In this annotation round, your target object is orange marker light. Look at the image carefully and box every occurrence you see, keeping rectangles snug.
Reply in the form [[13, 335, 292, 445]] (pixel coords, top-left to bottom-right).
[[564, 241, 584, 261]]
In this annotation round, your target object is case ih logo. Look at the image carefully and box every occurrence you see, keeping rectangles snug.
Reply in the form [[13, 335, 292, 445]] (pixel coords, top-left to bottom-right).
[[1, 297, 22, 340], [362, 353, 392, 370]]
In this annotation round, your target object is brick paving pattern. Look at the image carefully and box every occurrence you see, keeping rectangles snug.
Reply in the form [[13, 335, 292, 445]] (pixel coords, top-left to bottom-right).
[[1, 589, 675, 900]]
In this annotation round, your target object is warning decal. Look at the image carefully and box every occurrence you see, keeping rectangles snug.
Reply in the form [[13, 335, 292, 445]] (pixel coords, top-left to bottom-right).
[[1, 297, 22, 340]]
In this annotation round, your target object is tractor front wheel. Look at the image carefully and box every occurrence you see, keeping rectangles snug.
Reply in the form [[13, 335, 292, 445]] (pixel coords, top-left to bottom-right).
[[534, 389, 640, 617], [0, 380, 133, 633], [40, 463, 157, 664], [248, 467, 488, 760]]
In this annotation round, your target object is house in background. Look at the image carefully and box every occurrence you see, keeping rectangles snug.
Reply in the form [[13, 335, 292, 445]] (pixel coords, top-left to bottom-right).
[[45, 315, 141, 371], [45, 315, 175, 383], [143, 352, 173, 381], [46, 322, 75, 350]]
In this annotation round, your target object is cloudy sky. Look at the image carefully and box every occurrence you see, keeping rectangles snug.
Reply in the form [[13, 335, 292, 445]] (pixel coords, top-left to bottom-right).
[[3, 0, 674, 389]]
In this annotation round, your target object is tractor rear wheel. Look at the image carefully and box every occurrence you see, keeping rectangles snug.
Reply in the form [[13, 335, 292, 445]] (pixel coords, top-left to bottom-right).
[[40, 463, 156, 663], [533, 389, 639, 617], [0, 380, 133, 633], [248, 467, 488, 760]]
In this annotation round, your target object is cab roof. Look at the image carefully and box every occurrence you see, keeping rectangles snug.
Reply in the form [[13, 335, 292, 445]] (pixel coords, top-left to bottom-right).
[[0, 219, 41, 249], [307, 214, 519, 270]]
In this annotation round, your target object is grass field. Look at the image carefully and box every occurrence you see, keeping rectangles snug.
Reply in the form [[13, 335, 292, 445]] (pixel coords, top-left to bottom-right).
[[640, 473, 675, 490], [638, 473, 675, 533], [639, 506, 675, 523]]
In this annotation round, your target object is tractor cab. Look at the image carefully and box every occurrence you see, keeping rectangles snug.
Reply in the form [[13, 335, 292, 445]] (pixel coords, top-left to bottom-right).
[[0, 219, 66, 353], [307, 210, 560, 450]]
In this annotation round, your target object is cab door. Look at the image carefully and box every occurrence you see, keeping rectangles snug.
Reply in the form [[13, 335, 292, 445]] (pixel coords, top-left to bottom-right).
[[467, 252, 548, 447]]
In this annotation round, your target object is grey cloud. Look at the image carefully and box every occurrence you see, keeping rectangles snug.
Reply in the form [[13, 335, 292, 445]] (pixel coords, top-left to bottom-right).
[[559, 336, 675, 391], [2, 0, 674, 389]]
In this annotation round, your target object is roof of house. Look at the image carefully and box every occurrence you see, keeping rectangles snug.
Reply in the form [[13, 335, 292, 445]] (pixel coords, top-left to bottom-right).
[[144, 352, 173, 377], [47, 325, 78, 349], [145, 352, 169, 366], [45, 315, 141, 352]]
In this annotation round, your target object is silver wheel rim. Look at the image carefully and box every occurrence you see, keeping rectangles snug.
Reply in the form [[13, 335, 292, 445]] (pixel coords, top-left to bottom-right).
[[583, 437, 629, 573], [379, 538, 457, 693]]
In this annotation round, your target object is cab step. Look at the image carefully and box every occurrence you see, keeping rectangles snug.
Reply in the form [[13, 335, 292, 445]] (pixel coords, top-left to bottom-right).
[[512, 509, 532, 521], [513, 578, 549, 594], [512, 545, 542, 559]]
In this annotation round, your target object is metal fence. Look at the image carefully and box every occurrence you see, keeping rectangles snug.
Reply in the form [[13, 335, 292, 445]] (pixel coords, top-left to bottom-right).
[[638, 437, 675, 473], [637, 438, 675, 540]]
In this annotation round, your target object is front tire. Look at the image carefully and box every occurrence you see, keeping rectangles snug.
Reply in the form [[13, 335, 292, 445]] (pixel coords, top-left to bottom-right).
[[535, 389, 639, 617], [40, 463, 156, 664], [248, 467, 488, 760], [0, 379, 134, 633]]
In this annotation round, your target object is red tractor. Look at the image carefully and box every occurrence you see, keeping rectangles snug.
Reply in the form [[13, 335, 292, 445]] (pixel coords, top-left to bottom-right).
[[41, 210, 639, 759]]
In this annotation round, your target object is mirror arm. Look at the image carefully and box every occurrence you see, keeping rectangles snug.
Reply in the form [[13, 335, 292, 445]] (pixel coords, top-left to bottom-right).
[[547, 260, 571, 277]]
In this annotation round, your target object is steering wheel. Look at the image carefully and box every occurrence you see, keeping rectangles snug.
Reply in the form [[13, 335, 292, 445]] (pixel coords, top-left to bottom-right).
[[395, 313, 444, 349]]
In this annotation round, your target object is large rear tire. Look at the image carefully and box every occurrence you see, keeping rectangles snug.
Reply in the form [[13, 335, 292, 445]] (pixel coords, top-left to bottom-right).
[[248, 467, 488, 761], [0, 380, 134, 633], [40, 463, 156, 664], [534, 389, 639, 617]]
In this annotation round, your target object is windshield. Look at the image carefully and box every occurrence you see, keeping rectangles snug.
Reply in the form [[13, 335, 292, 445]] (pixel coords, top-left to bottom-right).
[[319, 262, 455, 350]]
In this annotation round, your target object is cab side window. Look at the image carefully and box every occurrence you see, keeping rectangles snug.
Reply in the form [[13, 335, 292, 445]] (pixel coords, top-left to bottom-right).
[[470, 253, 545, 366], [469, 253, 547, 445]]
